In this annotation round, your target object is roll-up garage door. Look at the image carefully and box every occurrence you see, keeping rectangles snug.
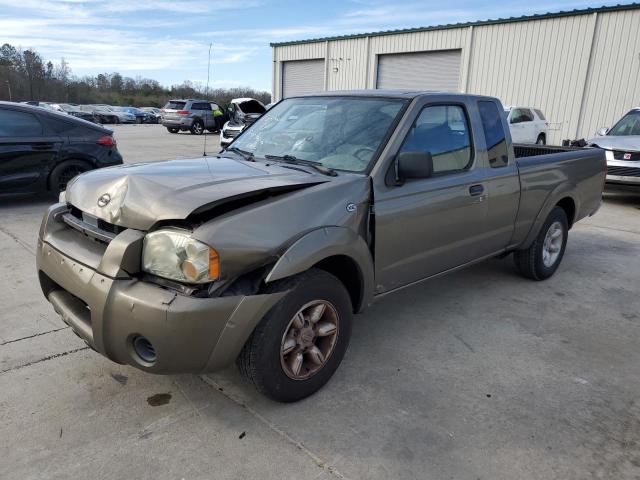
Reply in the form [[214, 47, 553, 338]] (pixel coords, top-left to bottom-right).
[[282, 59, 325, 98], [376, 50, 461, 91]]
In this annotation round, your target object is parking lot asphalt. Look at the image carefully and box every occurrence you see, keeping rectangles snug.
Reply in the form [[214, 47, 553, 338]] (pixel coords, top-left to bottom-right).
[[1, 124, 639, 480]]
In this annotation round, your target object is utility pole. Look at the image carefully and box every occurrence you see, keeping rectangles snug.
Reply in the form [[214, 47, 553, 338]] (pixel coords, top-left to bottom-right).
[[6, 80, 11, 101]]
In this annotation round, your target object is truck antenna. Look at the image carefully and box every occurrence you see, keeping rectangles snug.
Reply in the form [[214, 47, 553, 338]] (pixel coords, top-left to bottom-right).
[[203, 42, 212, 157]]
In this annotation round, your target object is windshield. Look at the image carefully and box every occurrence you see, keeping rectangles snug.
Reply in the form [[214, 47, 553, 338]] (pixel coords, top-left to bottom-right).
[[229, 96, 405, 172], [608, 110, 640, 136]]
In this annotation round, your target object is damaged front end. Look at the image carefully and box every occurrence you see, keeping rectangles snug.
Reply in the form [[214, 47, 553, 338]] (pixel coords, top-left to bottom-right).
[[38, 154, 372, 374]]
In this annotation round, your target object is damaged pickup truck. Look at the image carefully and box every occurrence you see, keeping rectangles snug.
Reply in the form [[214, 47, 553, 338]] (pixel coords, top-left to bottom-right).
[[37, 91, 606, 402]]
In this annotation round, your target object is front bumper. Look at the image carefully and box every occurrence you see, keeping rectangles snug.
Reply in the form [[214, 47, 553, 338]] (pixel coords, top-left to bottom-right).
[[606, 159, 640, 185], [36, 204, 285, 374]]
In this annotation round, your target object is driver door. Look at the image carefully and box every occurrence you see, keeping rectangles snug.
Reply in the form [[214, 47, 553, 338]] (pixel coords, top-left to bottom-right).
[[373, 101, 489, 293]]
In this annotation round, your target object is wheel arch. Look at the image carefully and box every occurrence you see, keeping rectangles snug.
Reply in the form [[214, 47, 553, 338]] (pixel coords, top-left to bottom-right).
[[47, 158, 95, 191], [521, 184, 579, 249], [265, 227, 374, 313]]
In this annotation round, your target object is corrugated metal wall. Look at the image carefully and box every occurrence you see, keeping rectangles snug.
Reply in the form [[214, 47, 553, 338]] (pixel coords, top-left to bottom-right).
[[272, 7, 640, 145]]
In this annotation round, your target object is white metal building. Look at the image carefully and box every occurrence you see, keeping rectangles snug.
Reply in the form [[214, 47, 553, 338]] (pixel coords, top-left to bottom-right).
[[271, 4, 640, 144]]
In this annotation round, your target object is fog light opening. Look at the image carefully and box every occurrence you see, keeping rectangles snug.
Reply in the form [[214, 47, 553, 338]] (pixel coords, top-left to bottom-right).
[[133, 336, 156, 364]]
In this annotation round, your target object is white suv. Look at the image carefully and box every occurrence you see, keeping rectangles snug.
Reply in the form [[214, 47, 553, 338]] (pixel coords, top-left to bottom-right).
[[505, 106, 549, 144]]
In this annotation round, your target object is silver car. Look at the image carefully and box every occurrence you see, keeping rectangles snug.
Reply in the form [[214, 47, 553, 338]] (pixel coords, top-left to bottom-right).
[[588, 107, 640, 185]]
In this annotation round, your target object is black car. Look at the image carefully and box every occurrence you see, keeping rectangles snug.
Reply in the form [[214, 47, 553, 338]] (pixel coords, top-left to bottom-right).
[[0, 102, 123, 196]]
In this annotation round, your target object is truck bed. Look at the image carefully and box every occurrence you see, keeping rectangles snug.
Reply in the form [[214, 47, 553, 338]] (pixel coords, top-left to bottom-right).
[[511, 143, 606, 248], [513, 144, 588, 158]]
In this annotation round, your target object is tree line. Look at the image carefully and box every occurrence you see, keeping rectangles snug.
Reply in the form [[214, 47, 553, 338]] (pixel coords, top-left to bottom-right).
[[0, 43, 271, 108]]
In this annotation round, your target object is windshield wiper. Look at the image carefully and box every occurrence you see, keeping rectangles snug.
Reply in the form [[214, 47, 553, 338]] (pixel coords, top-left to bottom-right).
[[224, 147, 255, 162], [264, 154, 337, 177]]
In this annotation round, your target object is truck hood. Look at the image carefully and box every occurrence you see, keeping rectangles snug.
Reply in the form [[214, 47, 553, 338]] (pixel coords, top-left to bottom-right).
[[587, 135, 640, 151], [65, 156, 327, 230]]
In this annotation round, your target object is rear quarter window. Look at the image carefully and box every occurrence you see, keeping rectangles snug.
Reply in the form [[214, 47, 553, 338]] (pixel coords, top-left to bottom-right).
[[534, 109, 546, 121], [478, 101, 509, 168]]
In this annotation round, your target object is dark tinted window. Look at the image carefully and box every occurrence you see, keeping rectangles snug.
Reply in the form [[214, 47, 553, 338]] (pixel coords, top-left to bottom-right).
[[0, 109, 43, 137], [478, 101, 509, 168], [164, 101, 186, 110], [400, 105, 472, 174], [190, 102, 211, 111], [43, 116, 94, 137], [511, 108, 534, 123], [534, 109, 546, 121]]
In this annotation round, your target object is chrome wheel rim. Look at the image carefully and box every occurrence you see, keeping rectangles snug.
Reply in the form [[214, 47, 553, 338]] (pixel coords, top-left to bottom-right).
[[280, 300, 339, 381], [194, 123, 203, 134], [542, 221, 563, 267]]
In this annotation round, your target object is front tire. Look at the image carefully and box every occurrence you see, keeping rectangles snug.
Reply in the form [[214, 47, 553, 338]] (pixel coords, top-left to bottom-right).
[[237, 268, 353, 402], [514, 206, 568, 280], [167, 127, 179, 134], [536, 134, 546, 145]]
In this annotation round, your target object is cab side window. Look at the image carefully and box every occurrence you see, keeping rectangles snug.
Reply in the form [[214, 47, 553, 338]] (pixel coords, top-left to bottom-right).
[[399, 105, 472, 174], [478, 101, 509, 168]]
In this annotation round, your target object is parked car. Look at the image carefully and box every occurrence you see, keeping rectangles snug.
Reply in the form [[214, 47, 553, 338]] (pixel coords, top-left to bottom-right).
[[504, 106, 549, 144], [161, 99, 222, 134], [50, 104, 97, 123], [95, 105, 136, 124], [139, 107, 162, 123], [0, 101, 122, 195], [220, 98, 266, 147], [118, 106, 153, 124], [78, 105, 119, 124], [36, 91, 605, 402], [587, 107, 640, 186]]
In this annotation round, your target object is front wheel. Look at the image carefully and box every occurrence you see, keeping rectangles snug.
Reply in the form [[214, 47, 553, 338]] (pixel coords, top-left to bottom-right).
[[514, 206, 568, 280], [536, 134, 546, 145], [237, 268, 353, 402], [166, 127, 179, 134]]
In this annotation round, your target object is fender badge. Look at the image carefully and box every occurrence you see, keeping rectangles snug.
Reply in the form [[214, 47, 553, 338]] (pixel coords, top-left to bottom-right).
[[346, 203, 357, 213], [97, 194, 111, 207]]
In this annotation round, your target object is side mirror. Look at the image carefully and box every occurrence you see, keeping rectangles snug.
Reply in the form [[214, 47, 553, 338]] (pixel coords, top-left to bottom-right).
[[396, 151, 433, 181], [597, 127, 609, 136]]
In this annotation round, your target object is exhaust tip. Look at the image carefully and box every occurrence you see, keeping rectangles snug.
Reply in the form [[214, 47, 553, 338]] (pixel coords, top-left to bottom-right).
[[133, 336, 156, 364]]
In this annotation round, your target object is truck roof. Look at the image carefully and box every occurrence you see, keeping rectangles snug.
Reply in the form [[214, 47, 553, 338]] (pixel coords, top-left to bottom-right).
[[295, 89, 499, 101]]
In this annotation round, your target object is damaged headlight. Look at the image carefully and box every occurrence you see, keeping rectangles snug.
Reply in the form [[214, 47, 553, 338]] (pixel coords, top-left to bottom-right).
[[142, 228, 219, 284]]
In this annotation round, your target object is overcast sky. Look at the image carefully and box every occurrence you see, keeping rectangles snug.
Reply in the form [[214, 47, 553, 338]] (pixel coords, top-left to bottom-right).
[[1, 0, 616, 92]]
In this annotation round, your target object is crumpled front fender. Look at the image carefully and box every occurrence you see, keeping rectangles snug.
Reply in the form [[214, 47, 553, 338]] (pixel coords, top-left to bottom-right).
[[265, 226, 374, 312]]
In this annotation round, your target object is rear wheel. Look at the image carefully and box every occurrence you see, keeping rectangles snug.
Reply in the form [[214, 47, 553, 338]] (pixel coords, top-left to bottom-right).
[[113, 116, 120, 124], [167, 127, 179, 134], [237, 268, 353, 402], [49, 160, 91, 193], [190, 120, 204, 135], [514, 206, 568, 280]]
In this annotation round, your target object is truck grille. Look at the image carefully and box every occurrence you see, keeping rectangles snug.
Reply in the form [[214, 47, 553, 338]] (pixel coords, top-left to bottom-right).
[[608, 166, 640, 177], [612, 150, 640, 161], [63, 206, 127, 244]]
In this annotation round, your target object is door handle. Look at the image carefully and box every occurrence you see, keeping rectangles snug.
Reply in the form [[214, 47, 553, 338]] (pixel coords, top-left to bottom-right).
[[469, 184, 485, 197], [32, 143, 54, 150]]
